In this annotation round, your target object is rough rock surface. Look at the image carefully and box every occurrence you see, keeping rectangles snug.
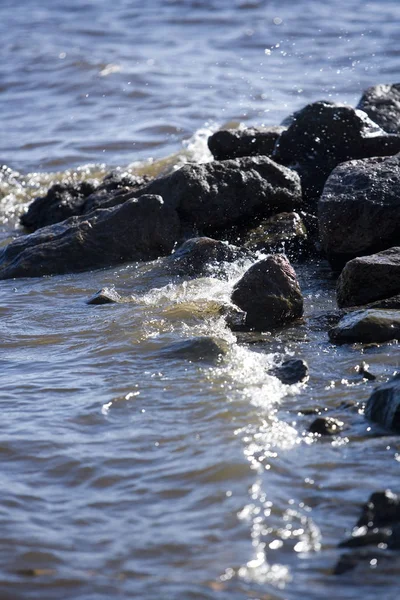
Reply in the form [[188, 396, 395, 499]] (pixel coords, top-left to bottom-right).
[[82, 171, 151, 214], [207, 126, 285, 161], [365, 374, 400, 433], [336, 247, 400, 307], [272, 357, 309, 384], [165, 237, 250, 278], [357, 83, 400, 134], [0, 195, 180, 279], [122, 156, 302, 233], [231, 255, 303, 331], [273, 101, 400, 205], [329, 309, 400, 344], [319, 156, 400, 268], [86, 287, 123, 305], [241, 211, 309, 258]]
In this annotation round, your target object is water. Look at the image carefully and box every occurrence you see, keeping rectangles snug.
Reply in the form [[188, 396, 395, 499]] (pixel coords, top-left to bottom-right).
[[1, 1, 400, 598]]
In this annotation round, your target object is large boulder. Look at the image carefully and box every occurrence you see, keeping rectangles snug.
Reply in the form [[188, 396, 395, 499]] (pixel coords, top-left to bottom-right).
[[121, 156, 302, 234], [20, 171, 151, 231], [357, 84, 400, 134], [0, 195, 180, 279], [365, 374, 400, 433], [329, 309, 400, 344], [336, 247, 400, 307], [319, 155, 400, 268], [273, 101, 400, 205], [207, 126, 285, 161], [231, 255, 303, 330]]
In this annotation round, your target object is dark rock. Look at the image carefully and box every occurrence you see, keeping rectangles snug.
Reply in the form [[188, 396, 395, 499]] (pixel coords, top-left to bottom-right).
[[357, 489, 400, 528], [361, 294, 400, 310], [357, 361, 377, 381], [272, 358, 309, 384], [357, 83, 400, 134], [82, 171, 152, 214], [231, 255, 303, 331], [333, 549, 394, 575], [159, 336, 229, 362], [222, 304, 247, 330], [336, 247, 400, 307], [207, 126, 285, 161], [20, 180, 97, 231], [165, 237, 250, 278], [241, 211, 309, 259], [86, 287, 122, 305], [0, 195, 180, 279], [308, 416, 344, 435], [273, 101, 400, 206], [338, 526, 393, 548], [365, 374, 400, 433], [329, 309, 400, 344], [122, 156, 302, 234], [319, 156, 400, 269]]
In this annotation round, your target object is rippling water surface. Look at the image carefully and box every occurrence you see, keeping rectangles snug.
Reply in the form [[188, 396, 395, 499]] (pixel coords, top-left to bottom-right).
[[1, 1, 400, 598]]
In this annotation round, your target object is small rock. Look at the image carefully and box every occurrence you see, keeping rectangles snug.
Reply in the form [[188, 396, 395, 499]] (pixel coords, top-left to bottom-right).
[[86, 287, 122, 305], [357, 489, 400, 528], [241, 212, 309, 259], [231, 255, 303, 331], [328, 309, 400, 344], [357, 83, 400, 134], [365, 374, 400, 433], [159, 336, 229, 362], [308, 416, 344, 435], [272, 358, 309, 384], [207, 126, 285, 160], [357, 361, 376, 381]]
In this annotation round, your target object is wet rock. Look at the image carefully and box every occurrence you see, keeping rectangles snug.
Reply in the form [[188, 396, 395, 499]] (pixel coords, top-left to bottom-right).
[[241, 211, 309, 259], [319, 156, 400, 269], [329, 309, 400, 344], [231, 255, 303, 331], [82, 171, 152, 213], [165, 237, 250, 278], [365, 374, 400, 433], [273, 101, 400, 206], [357, 361, 376, 381], [207, 126, 285, 161], [357, 83, 400, 134], [123, 156, 302, 234], [0, 195, 180, 279], [272, 358, 309, 384], [86, 287, 122, 305], [339, 526, 393, 549], [20, 180, 97, 231], [221, 304, 247, 330], [159, 336, 229, 362], [333, 548, 395, 575], [308, 416, 344, 435], [336, 247, 400, 308], [357, 489, 400, 528]]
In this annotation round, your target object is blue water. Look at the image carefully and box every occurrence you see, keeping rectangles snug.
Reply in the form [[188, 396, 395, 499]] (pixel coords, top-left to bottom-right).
[[0, 1, 400, 599]]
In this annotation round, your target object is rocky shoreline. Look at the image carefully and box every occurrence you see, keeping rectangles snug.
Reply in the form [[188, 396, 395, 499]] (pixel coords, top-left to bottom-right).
[[2, 82, 400, 575]]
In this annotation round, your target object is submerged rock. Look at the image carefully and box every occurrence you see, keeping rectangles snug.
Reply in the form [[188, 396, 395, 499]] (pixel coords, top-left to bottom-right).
[[357, 489, 400, 528], [308, 416, 344, 435], [365, 374, 400, 433], [231, 255, 303, 331], [207, 126, 285, 161], [273, 101, 400, 206], [241, 211, 309, 258], [272, 357, 309, 384], [357, 83, 400, 134], [319, 156, 400, 268], [165, 237, 250, 278], [159, 336, 229, 362], [329, 309, 400, 344], [0, 195, 180, 279], [86, 287, 123, 305], [336, 247, 400, 308]]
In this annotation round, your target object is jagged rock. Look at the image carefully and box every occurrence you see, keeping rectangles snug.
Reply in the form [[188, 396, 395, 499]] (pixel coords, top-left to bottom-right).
[[241, 211, 309, 258], [20, 180, 97, 231], [273, 101, 400, 206], [308, 417, 344, 435], [336, 247, 400, 307], [231, 255, 303, 331], [319, 156, 400, 269], [272, 358, 309, 384], [159, 336, 229, 362], [165, 237, 250, 278], [82, 171, 151, 213], [357, 83, 400, 134], [207, 126, 285, 160], [329, 309, 400, 344], [365, 374, 400, 433], [121, 156, 302, 234], [0, 195, 180, 279], [86, 287, 122, 305]]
